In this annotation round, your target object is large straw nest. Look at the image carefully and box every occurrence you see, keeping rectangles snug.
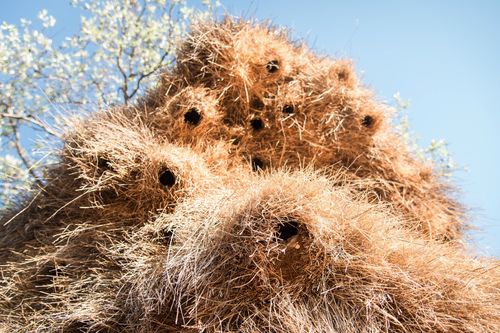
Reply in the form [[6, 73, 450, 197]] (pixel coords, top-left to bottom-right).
[[1, 18, 498, 332], [144, 18, 464, 241]]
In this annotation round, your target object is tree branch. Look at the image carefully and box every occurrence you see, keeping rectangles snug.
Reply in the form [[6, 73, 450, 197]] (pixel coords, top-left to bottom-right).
[[1, 113, 61, 138], [116, 45, 130, 104], [91, 78, 109, 106], [128, 51, 171, 100], [8, 120, 44, 189]]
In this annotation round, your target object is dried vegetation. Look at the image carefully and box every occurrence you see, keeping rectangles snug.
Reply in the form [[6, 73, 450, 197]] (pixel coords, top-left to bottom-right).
[[1, 19, 498, 332]]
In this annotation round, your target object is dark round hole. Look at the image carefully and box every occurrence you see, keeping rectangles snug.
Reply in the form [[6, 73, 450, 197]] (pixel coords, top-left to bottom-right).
[[163, 229, 173, 239], [251, 98, 265, 110], [250, 118, 264, 131], [282, 104, 294, 114], [97, 157, 111, 170], [159, 169, 176, 188], [361, 115, 374, 128], [251, 157, 265, 171], [184, 107, 202, 126], [130, 169, 140, 180], [162, 228, 174, 244], [266, 60, 280, 74], [276, 220, 299, 242], [337, 70, 348, 81]]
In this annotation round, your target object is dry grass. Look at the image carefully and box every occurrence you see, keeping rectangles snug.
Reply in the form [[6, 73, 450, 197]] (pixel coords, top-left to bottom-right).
[[0, 18, 498, 332]]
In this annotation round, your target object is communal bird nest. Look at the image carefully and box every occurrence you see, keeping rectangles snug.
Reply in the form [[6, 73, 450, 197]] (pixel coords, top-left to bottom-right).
[[1, 18, 499, 333]]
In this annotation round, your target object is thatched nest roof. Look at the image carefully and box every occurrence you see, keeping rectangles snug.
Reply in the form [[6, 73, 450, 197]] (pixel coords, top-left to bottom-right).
[[1, 19, 498, 332]]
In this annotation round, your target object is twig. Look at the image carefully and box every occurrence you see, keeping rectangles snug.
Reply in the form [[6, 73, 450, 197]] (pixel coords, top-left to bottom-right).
[[116, 45, 130, 104], [1, 113, 61, 138], [8, 120, 45, 189]]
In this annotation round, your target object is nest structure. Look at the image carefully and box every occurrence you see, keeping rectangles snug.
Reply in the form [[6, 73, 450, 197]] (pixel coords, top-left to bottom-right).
[[1, 19, 499, 332]]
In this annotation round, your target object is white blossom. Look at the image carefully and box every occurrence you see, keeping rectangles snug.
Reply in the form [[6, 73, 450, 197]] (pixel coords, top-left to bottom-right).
[[0, 0, 218, 207]]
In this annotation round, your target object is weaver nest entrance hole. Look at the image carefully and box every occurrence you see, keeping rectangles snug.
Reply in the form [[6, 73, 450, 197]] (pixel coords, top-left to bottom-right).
[[162, 228, 174, 244], [282, 104, 294, 114], [361, 115, 375, 128], [266, 60, 280, 73], [251, 157, 265, 171], [251, 97, 265, 110], [158, 168, 176, 188], [184, 107, 202, 126], [97, 157, 112, 170], [250, 118, 264, 131], [275, 220, 300, 242], [337, 69, 349, 81]]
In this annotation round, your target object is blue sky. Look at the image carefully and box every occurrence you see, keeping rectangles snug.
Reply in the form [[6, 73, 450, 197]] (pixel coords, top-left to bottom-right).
[[1, 1, 499, 256]]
